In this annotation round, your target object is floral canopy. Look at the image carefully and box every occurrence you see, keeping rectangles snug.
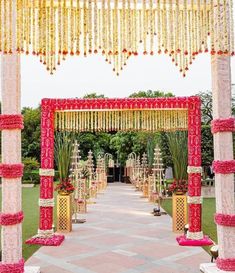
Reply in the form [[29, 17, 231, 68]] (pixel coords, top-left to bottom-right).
[[0, 0, 234, 75]]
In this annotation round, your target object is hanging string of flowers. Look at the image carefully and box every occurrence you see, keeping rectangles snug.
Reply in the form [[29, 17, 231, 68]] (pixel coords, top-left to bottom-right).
[[0, 0, 234, 76], [54, 109, 188, 132]]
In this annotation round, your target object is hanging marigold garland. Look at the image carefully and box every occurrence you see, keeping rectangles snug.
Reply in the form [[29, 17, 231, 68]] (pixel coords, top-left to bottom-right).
[[0, 0, 234, 76], [54, 109, 188, 132]]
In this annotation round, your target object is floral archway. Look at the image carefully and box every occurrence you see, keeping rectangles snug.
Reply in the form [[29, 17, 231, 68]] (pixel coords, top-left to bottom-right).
[[24, 96, 212, 247]]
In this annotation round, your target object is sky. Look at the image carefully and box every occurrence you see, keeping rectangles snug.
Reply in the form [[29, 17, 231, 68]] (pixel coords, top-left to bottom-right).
[[20, 53, 235, 108]]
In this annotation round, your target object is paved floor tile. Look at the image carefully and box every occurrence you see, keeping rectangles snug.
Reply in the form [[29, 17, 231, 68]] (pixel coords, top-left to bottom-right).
[[26, 183, 210, 272]]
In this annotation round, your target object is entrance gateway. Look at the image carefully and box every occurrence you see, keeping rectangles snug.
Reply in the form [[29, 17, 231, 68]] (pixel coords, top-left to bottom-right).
[[0, 0, 234, 272], [26, 96, 206, 247]]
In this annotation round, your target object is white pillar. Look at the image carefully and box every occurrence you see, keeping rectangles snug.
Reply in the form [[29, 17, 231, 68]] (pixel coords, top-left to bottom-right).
[[211, 55, 235, 260], [202, 56, 235, 273], [1, 0, 22, 263]]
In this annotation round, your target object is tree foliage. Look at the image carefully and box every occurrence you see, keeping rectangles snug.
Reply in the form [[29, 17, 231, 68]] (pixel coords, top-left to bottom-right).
[[196, 91, 235, 165], [22, 157, 40, 183], [109, 132, 134, 164], [83, 93, 106, 98], [23, 157, 40, 172], [21, 107, 41, 162], [158, 132, 173, 168], [129, 90, 174, 98], [201, 125, 214, 165], [196, 90, 235, 125], [76, 132, 114, 161], [131, 132, 159, 167]]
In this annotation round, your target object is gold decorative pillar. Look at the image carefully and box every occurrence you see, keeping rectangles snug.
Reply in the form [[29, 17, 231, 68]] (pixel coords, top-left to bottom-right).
[[57, 195, 72, 233], [172, 194, 188, 233]]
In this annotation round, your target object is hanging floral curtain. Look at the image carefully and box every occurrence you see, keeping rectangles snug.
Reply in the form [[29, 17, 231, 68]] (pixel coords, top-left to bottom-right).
[[0, 0, 234, 75]]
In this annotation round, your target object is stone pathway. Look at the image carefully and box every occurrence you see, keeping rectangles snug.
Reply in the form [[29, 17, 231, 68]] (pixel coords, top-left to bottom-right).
[[26, 182, 210, 273]]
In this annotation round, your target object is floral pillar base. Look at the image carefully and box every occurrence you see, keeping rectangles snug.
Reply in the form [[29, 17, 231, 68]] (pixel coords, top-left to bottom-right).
[[176, 234, 213, 246], [176, 195, 213, 246], [24, 266, 41, 273], [200, 263, 235, 273], [26, 234, 65, 246]]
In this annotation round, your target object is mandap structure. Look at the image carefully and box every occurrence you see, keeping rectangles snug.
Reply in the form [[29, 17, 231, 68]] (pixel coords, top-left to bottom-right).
[[0, 0, 234, 272]]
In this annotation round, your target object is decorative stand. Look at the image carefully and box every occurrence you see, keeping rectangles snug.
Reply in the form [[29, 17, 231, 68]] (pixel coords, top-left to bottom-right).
[[141, 153, 148, 194], [91, 181, 97, 199], [96, 155, 106, 191], [70, 141, 87, 222], [96, 155, 102, 192], [57, 194, 72, 233], [173, 194, 188, 233], [143, 182, 149, 198], [101, 157, 107, 190], [75, 179, 87, 214], [87, 150, 95, 201], [152, 145, 164, 211], [148, 175, 154, 202], [135, 156, 141, 190]]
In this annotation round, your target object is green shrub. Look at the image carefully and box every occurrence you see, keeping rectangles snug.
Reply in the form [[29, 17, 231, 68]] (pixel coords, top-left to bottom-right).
[[22, 171, 40, 184], [22, 157, 40, 184], [23, 157, 40, 172]]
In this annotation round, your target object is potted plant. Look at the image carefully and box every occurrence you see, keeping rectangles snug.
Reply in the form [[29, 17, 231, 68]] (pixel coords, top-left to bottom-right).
[[55, 179, 75, 195], [166, 131, 188, 195], [168, 179, 188, 195], [54, 132, 75, 195]]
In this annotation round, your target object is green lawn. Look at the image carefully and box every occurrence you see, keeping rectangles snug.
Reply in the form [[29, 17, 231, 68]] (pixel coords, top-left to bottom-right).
[[0, 186, 57, 260], [161, 197, 217, 252], [22, 186, 41, 260]]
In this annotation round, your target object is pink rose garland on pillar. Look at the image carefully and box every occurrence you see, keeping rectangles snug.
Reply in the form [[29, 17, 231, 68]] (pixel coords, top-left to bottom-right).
[[0, 259, 24, 273]]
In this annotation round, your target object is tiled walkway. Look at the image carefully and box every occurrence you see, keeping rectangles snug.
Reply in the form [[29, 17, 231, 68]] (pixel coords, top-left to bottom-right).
[[26, 182, 210, 273]]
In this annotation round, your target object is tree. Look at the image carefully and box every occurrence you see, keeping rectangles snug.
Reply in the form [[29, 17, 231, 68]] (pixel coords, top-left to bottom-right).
[[201, 125, 214, 165], [158, 132, 173, 168], [23, 157, 40, 172], [130, 132, 159, 167], [196, 90, 235, 125], [75, 132, 114, 162], [21, 107, 41, 162], [22, 157, 40, 183], [128, 90, 174, 167], [109, 132, 134, 165], [196, 91, 235, 165], [129, 90, 174, 98], [83, 93, 106, 99]]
